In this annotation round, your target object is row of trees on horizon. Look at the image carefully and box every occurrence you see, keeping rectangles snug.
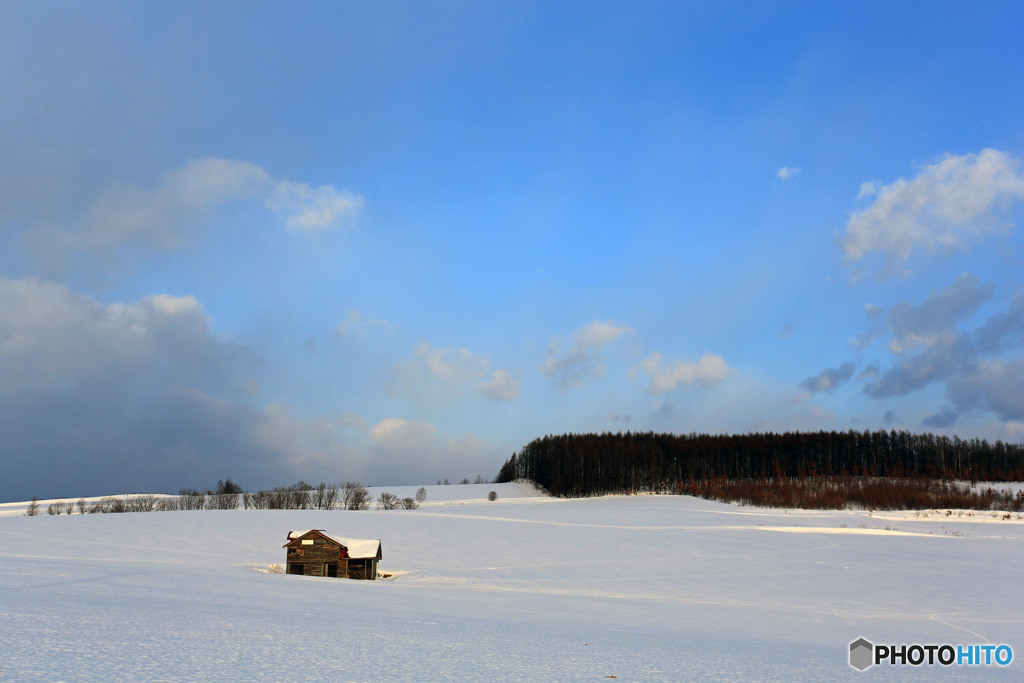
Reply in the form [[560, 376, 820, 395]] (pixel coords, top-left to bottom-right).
[[494, 429, 1024, 499], [26, 477, 501, 516], [27, 480, 415, 516]]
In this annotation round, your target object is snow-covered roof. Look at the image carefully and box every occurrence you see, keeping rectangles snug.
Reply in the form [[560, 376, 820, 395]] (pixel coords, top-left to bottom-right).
[[285, 529, 381, 559]]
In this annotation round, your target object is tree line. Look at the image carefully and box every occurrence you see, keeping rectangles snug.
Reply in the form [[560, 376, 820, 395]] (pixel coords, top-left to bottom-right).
[[26, 480, 430, 516], [494, 429, 1024, 498]]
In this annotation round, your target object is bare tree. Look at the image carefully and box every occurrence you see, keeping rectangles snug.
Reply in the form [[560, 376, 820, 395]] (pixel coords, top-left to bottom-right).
[[312, 482, 339, 510], [77, 499, 87, 514], [126, 495, 157, 512], [264, 488, 287, 509], [207, 493, 240, 510], [323, 482, 340, 509], [48, 501, 65, 515], [415, 487, 427, 504], [311, 482, 327, 510], [206, 478, 244, 510], [178, 489, 206, 511], [247, 490, 272, 509], [26, 497, 39, 516], [488, 490, 498, 501], [284, 482, 311, 510], [200, 480, 239, 509], [341, 482, 371, 510], [400, 497, 419, 510], [377, 492, 401, 510]]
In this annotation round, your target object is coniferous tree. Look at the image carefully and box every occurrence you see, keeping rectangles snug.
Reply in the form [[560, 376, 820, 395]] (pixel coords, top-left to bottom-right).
[[495, 430, 1024, 498]]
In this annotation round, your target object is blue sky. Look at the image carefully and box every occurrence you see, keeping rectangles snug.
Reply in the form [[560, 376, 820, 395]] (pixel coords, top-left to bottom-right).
[[2, 1, 1023, 500]]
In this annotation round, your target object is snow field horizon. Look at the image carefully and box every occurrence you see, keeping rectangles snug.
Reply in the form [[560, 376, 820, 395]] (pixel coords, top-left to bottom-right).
[[4, 479, 1023, 517], [1, 483, 1021, 680]]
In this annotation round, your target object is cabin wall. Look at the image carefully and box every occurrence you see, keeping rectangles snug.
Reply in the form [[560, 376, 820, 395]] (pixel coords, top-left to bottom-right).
[[284, 536, 378, 579], [285, 558, 378, 579], [286, 538, 339, 577]]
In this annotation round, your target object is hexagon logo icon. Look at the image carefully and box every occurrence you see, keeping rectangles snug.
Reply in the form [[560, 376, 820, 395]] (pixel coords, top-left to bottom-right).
[[849, 638, 874, 671]]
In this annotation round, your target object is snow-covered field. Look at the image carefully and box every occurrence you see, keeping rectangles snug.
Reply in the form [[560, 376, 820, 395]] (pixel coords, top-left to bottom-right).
[[1, 483, 1021, 681]]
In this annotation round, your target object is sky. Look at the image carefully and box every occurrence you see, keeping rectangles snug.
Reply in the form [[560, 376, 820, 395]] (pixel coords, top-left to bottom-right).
[[1, 1, 1023, 500]]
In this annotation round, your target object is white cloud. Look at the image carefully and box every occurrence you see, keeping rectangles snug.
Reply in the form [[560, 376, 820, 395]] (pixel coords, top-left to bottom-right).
[[267, 181, 363, 232], [389, 341, 520, 401], [841, 149, 1024, 269], [543, 320, 633, 391], [857, 181, 877, 200], [0, 277, 230, 391], [574, 320, 632, 347], [1004, 420, 1024, 442], [25, 158, 364, 274], [639, 352, 731, 394], [145, 293, 204, 318], [478, 369, 521, 401], [163, 158, 273, 209], [253, 404, 368, 470], [777, 166, 801, 180], [0, 276, 509, 498], [0, 277, 297, 498], [86, 158, 273, 250], [249, 408, 499, 488], [363, 418, 503, 485], [369, 417, 437, 451], [416, 342, 489, 384], [334, 310, 393, 338]]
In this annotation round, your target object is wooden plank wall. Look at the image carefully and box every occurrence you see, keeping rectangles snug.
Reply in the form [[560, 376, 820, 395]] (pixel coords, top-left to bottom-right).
[[285, 535, 378, 579]]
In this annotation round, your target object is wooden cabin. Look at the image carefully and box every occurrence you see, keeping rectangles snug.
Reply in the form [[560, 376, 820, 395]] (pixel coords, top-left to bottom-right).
[[284, 529, 382, 580]]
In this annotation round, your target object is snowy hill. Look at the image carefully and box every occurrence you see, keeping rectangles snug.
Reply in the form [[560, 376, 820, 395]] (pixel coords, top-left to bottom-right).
[[1, 484, 1021, 680]]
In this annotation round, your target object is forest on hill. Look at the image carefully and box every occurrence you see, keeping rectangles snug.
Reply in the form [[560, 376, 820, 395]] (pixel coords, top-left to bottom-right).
[[494, 430, 1024, 509]]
